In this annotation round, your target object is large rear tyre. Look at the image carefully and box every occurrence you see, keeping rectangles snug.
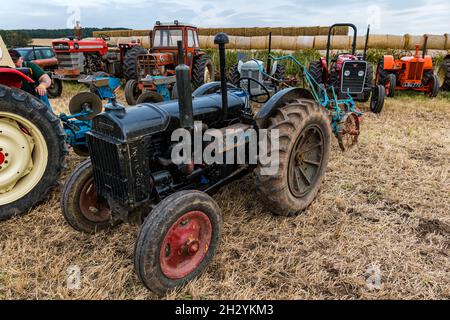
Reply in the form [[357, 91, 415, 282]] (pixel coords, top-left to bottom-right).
[[437, 57, 450, 91], [308, 60, 325, 91], [134, 190, 221, 295], [0, 85, 66, 221], [123, 46, 147, 81], [191, 55, 214, 88], [124, 79, 141, 105], [228, 64, 240, 86], [61, 159, 114, 234], [255, 99, 331, 216]]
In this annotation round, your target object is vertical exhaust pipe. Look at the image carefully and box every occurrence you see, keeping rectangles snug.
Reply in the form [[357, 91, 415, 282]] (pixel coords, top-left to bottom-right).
[[214, 32, 229, 120], [266, 32, 272, 75], [175, 40, 194, 130], [363, 25, 370, 61], [422, 35, 428, 59]]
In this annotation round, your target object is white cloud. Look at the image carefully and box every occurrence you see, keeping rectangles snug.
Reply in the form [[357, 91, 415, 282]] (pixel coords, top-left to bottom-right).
[[1, 0, 449, 34]]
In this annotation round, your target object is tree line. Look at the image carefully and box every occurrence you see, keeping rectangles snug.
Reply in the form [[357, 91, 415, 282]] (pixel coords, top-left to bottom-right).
[[0, 28, 130, 47]]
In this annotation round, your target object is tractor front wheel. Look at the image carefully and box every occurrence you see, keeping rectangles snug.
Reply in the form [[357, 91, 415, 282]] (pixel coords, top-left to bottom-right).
[[136, 91, 164, 104], [0, 85, 66, 221], [385, 73, 396, 97], [134, 190, 221, 295], [370, 85, 385, 113], [61, 159, 114, 233], [255, 99, 331, 216], [192, 55, 214, 88], [423, 72, 439, 98], [124, 79, 141, 105], [47, 73, 63, 98]]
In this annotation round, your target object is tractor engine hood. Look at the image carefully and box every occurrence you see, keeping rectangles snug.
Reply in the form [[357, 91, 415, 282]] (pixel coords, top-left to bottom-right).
[[90, 92, 246, 142]]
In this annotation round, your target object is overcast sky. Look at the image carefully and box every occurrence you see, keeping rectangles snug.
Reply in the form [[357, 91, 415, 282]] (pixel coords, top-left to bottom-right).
[[1, 0, 449, 35]]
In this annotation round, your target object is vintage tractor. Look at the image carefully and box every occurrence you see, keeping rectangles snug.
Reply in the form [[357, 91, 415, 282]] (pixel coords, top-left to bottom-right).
[[228, 32, 286, 96], [376, 37, 440, 98], [61, 33, 336, 294], [309, 23, 385, 113], [124, 21, 214, 105], [0, 36, 66, 221], [52, 22, 146, 81], [437, 54, 450, 92]]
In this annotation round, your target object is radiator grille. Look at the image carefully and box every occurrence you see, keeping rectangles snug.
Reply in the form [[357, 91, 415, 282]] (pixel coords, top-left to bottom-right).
[[341, 61, 367, 94], [88, 134, 129, 204], [407, 62, 424, 81]]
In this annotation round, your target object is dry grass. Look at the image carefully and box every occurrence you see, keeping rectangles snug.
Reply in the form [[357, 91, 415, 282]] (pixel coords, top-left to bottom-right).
[[0, 84, 449, 300]]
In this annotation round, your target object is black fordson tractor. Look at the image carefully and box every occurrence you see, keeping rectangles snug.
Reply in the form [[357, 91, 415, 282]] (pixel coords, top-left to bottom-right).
[[62, 33, 333, 294]]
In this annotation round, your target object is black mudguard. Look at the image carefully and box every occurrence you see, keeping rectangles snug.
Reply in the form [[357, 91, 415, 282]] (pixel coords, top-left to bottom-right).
[[255, 87, 314, 128]]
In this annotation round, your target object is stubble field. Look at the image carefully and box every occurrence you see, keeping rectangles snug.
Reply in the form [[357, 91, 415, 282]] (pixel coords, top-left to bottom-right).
[[0, 84, 449, 299]]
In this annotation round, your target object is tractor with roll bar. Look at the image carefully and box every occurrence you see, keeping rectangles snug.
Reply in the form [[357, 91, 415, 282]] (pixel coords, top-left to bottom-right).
[[61, 30, 369, 294], [309, 23, 385, 113]]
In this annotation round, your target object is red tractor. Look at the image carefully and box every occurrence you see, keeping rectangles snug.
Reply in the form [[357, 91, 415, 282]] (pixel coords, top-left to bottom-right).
[[124, 21, 214, 104], [309, 23, 385, 113], [0, 36, 66, 221], [376, 37, 440, 98], [52, 24, 147, 81]]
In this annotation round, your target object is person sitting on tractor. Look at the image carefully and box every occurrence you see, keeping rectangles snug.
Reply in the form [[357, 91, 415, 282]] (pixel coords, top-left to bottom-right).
[[8, 49, 52, 107]]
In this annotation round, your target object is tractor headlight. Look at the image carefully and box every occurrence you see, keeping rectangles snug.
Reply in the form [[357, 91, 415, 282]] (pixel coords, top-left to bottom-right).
[[344, 70, 351, 77], [358, 70, 365, 77]]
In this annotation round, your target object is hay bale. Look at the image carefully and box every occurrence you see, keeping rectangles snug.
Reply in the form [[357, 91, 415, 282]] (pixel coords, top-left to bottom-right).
[[250, 36, 267, 50], [296, 36, 315, 49], [425, 34, 446, 50], [445, 34, 450, 50], [280, 36, 297, 50], [314, 36, 328, 50], [405, 34, 424, 49], [236, 36, 251, 50], [331, 36, 351, 50]]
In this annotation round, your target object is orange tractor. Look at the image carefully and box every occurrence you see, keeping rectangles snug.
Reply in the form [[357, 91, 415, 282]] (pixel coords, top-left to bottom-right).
[[124, 21, 214, 104], [376, 38, 440, 98]]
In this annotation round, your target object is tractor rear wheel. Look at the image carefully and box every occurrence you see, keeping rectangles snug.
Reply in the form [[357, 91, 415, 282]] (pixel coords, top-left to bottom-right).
[[370, 85, 385, 113], [308, 60, 324, 91], [423, 72, 439, 98], [437, 57, 450, 91], [191, 55, 214, 88], [136, 91, 164, 104], [123, 46, 147, 81], [134, 190, 221, 295], [0, 85, 66, 221], [255, 99, 331, 216], [385, 73, 396, 97], [124, 79, 141, 105], [228, 63, 240, 86], [61, 159, 114, 234]]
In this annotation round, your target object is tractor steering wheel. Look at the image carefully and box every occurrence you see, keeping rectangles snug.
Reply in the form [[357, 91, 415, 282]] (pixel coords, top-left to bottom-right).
[[237, 77, 271, 103]]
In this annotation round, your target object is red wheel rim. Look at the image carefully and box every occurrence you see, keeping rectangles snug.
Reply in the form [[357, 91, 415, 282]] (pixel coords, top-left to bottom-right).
[[0, 151, 4, 165], [160, 211, 212, 279], [385, 80, 391, 95], [79, 177, 111, 222]]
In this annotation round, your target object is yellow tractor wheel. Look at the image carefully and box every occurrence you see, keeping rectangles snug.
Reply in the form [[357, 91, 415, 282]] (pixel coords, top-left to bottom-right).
[[0, 85, 66, 220]]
